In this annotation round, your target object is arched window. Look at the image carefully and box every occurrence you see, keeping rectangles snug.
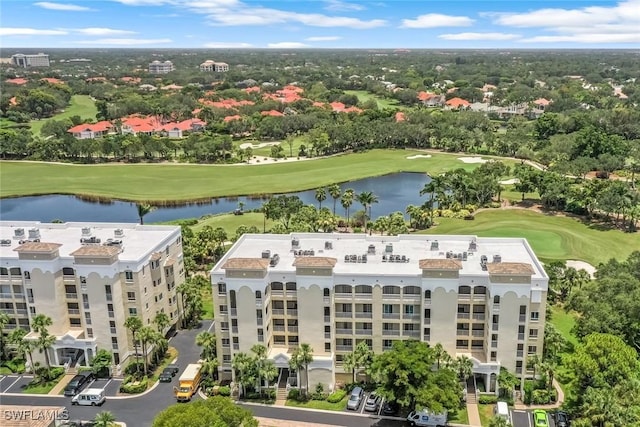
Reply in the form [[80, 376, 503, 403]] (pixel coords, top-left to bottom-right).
[[458, 285, 471, 294], [335, 285, 352, 294], [270, 282, 283, 291], [0, 268, 7, 276], [355, 285, 372, 294], [62, 267, 75, 276], [474, 286, 487, 295], [382, 285, 400, 295], [9, 267, 21, 276], [323, 288, 330, 297], [403, 286, 421, 295], [424, 290, 432, 299], [493, 295, 500, 304], [255, 290, 262, 299], [285, 282, 297, 291]]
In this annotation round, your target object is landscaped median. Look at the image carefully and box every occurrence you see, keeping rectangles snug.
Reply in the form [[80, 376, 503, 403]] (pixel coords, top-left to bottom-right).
[[285, 387, 348, 411], [119, 347, 178, 395]]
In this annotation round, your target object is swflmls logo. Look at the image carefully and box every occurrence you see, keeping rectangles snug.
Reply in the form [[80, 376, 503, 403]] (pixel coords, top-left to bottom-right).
[[4, 408, 69, 421]]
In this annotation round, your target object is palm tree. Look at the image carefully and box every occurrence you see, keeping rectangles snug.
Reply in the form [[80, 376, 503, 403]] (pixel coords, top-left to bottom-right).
[[497, 367, 518, 399], [153, 312, 170, 334], [356, 191, 378, 233], [343, 352, 358, 384], [136, 203, 155, 225], [433, 343, 448, 370], [340, 189, 354, 229], [196, 331, 217, 361], [488, 416, 510, 427], [93, 411, 116, 427], [124, 316, 143, 373], [455, 355, 474, 382], [201, 358, 218, 383], [527, 354, 541, 380], [8, 328, 35, 372], [32, 314, 54, 370], [315, 187, 327, 210], [290, 343, 314, 396], [261, 360, 278, 397], [328, 183, 341, 216], [0, 312, 9, 361], [232, 352, 254, 398], [138, 326, 156, 376]]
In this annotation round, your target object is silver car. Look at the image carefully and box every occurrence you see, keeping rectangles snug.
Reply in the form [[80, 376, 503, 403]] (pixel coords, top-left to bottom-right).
[[364, 392, 382, 412], [347, 386, 364, 410]]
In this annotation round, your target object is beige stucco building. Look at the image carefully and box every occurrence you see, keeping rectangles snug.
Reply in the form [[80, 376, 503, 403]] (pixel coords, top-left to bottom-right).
[[211, 233, 548, 393], [0, 221, 185, 369]]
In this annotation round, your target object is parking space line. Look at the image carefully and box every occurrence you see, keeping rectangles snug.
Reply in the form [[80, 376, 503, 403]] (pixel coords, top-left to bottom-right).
[[359, 393, 367, 414], [5, 376, 22, 392], [103, 379, 113, 389]]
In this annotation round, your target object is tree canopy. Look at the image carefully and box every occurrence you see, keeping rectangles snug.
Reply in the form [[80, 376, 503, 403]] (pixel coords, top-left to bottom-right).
[[152, 396, 257, 427]]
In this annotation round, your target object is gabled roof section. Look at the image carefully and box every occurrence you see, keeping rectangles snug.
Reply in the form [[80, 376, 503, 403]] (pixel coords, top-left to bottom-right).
[[222, 258, 270, 270], [486, 262, 534, 275], [293, 257, 337, 268], [419, 258, 463, 270], [71, 245, 121, 257], [14, 242, 62, 253]]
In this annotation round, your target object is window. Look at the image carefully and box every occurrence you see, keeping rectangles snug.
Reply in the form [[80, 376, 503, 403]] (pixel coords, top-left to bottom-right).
[[519, 305, 527, 314], [220, 322, 229, 331], [493, 295, 500, 304], [113, 353, 120, 364], [129, 308, 138, 316], [335, 284, 351, 294], [325, 342, 331, 351], [424, 308, 431, 318], [232, 337, 239, 344], [383, 304, 394, 314], [87, 328, 93, 338], [490, 351, 497, 361], [383, 339, 393, 348], [529, 329, 538, 338], [458, 285, 471, 294], [221, 338, 230, 347], [24, 271, 31, 280], [111, 337, 118, 349], [404, 305, 414, 315], [382, 286, 400, 295], [29, 306, 36, 314], [62, 267, 75, 276], [218, 283, 227, 294], [84, 312, 91, 325], [424, 290, 431, 299], [473, 286, 487, 294], [222, 355, 231, 363], [0, 268, 7, 276], [127, 292, 136, 301], [530, 311, 540, 321], [528, 345, 537, 354], [145, 302, 149, 310], [220, 305, 228, 313], [255, 290, 261, 299], [158, 293, 163, 301], [70, 318, 81, 327], [105, 285, 112, 294], [456, 340, 469, 348], [125, 271, 134, 282], [80, 276, 86, 284], [323, 288, 330, 297]]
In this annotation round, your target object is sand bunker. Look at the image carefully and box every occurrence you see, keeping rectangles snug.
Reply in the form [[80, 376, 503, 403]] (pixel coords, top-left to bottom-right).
[[406, 154, 432, 160], [458, 156, 488, 164], [239, 141, 281, 150], [566, 260, 596, 278], [499, 178, 519, 185]]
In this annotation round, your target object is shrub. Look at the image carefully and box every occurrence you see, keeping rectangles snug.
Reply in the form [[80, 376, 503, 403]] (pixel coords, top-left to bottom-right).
[[479, 395, 498, 404], [119, 377, 148, 394], [327, 389, 347, 403], [218, 386, 231, 397], [287, 388, 301, 400], [2, 359, 25, 373], [124, 362, 145, 376]]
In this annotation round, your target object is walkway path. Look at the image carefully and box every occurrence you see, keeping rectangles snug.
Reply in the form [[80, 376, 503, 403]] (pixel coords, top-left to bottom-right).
[[48, 373, 74, 395], [514, 378, 565, 411]]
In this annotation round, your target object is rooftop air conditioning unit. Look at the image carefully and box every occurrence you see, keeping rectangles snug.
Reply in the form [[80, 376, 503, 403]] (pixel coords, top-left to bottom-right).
[[28, 228, 41, 240], [0, 239, 11, 246], [431, 240, 439, 250], [367, 244, 376, 254], [468, 240, 477, 251], [262, 250, 271, 259], [14, 228, 25, 239], [81, 227, 92, 237], [291, 238, 299, 248], [114, 229, 124, 238], [493, 255, 502, 263], [324, 241, 332, 250], [385, 244, 393, 253]]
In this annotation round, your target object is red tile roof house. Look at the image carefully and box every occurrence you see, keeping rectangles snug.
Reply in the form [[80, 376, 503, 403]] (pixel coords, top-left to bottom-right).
[[417, 91, 445, 107], [329, 102, 363, 113], [532, 98, 552, 111], [445, 97, 471, 109], [261, 110, 284, 117], [395, 112, 406, 122], [5, 78, 28, 85], [67, 121, 114, 139], [223, 115, 242, 122], [161, 119, 206, 138]]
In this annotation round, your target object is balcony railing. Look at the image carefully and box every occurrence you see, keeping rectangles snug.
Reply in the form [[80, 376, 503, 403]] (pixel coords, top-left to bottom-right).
[[336, 328, 352, 335], [68, 309, 80, 315], [272, 309, 285, 316], [110, 327, 117, 334], [354, 293, 372, 299], [13, 293, 24, 299], [472, 330, 485, 337], [324, 316, 330, 323], [472, 294, 486, 301], [355, 329, 372, 336], [285, 290, 297, 298], [472, 313, 485, 321], [231, 308, 237, 316], [381, 293, 401, 299], [457, 330, 469, 336], [288, 326, 298, 333], [15, 309, 27, 316], [336, 345, 353, 352], [335, 312, 352, 318], [517, 333, 525, 340], [382, 329, 400, 336], [270, 290, 284, 297], [457, 313, 470, 319], [334, 293, 352, 299], [383, 345, 393, 351], [65, 293, 78, 299], [519, 314, 526, 322], [529, 335, 539, 340], [403, 330, 420, 337], [273, 325, 286, 332], [382, 313, 400, 319], [403, 313, 420, 320], [0, 308, 13, 314], [287, 310, 298, 316], [355, 312, 372, 319], [458, 294, 472, 300]]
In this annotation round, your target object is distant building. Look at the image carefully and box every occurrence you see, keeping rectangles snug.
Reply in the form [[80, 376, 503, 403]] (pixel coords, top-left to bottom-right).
[[200, 60, 229, 72], [11, 53, 50, 68], [148, 60, 175, 74]]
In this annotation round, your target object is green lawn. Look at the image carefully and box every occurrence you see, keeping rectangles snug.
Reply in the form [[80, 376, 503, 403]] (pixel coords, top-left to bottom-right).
[[550, 305, 579, 346], [421, 209, 640, 265], [201, 287, 214, 320], [478, 404, 495, 426], [0, 149, 515, 201], [190, 212, 273, 233], [23, 378, 60, 394], [234, 136, 307, 158], [285, 397, 348, 411], [345, 90, 404, 110], [29, 95, 98, 135], [449, 406, 469, 424]]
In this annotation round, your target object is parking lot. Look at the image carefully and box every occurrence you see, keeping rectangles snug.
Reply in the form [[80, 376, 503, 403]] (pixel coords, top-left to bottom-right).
[[0, 374, 35, 393], [512, 408, 558, 427]]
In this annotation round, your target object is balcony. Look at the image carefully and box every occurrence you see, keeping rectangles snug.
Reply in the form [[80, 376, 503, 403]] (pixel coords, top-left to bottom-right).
[[456, 330, 469, 336], [336, 329, 352, 335], [382, 313, 400, 319], [472, 294, 486, 302], [382, 329, 400, 336], [231, 308, 237, 316], [272, 309, 285, 316], [354, 293, 372, 299], [288, 326, 298, 333], [457, 313, 470, 319], [65, 293, 78, 300], [355, 312, 372, 319], [63, 276, 76, 283], [403, 330, 420, 338], [335, 312, 352, 318], [334, 293, 352, 300], [381, 293, 401, 299], [270, 290, 284, 297], [324, 316, 330, 323], [472, 330, 485, 337], [273, 325, 286, 332], [287, 310, 298, 317], [15, 309, 27, 316], [0, 308, 13, 314], [110, 327, 117, 334], [336, 345, 353, 352], [13, 293, 24, 299], [458, 294, 471, 301], [402, 313, 420, 321], [108, 311, 114, 318], [472, 313, 485, 321], [68, 309, 80, 315], [355, 329, 372, 336], [519, 314, 526, 322]]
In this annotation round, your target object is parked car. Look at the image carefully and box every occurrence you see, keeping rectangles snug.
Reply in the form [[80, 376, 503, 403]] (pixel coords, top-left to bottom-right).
[[364, 392, 382, 412], [64, 371, 95, 396], [71, 388, 105, 406], [555, 410, 570, 427], [346, 386, 364, 410], [165, 364, 180, 375], [381, 401, 399, 416], [159, 368, 175, 382], [533, 409, 549, 427]]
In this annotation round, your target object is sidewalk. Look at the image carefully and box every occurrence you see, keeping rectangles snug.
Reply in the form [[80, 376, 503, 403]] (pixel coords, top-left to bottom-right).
[[48, 373, 75, 395], [256, 417, 342, 427], [513, 378, 565, 411], [466, 402, 481, 427]]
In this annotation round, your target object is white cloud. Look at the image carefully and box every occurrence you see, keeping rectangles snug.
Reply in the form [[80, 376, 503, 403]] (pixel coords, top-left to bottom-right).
[[305, 36, 342, 41], [438, 32, 521, 41], [324, 0, 365, 12], [73, 28, 137, 35], [401, 13, 474, 29], [203, 42, 253, 48], [34, 2, 92, 11], [0, 27, 68, 36], [523, 33, 640, 43], [77, 38, 173, 45], [267, 42, 310, 48]]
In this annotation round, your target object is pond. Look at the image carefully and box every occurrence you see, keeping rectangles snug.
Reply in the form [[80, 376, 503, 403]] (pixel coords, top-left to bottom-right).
[[0, 172, 431, 224]]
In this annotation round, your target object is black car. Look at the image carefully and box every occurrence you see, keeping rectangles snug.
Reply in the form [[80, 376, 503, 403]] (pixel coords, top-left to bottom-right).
[[159, 367, 178, 382], [381, 401, 399, 416], [64, 371, 94, 396], [165, 364, 180, 375], [555, 411, 570, 427]]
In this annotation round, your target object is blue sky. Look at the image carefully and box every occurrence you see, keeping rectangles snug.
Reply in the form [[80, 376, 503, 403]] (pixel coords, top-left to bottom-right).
[[1, 0, 639, 48]]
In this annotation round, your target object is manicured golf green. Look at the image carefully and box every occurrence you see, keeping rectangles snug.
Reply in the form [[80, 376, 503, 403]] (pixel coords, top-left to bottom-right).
[[421, 209, 640, 265], [345, 90, 404, 109], [0, 149, 515, 201], [550, 306, 579, 346], [29, 95, 98, 135], [188, 212, 272, 233]]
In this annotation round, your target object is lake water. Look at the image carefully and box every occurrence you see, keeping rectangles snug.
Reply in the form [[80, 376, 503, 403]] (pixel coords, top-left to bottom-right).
[[0, 173, 431, 223]]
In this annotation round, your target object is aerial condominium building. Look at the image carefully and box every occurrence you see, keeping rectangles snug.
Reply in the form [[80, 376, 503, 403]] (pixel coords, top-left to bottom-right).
[[0, 222, 185, 369], [11, 53, 50, 68], [148, 60, 175, 74], [211, 233, 548, 393]]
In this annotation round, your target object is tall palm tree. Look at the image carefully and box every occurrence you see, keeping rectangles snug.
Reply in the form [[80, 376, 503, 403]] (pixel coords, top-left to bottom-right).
[[201, 358, 218, 383], [290, 344, 314, 396], [340, 189, 354, 229], [315, 187, 327, 210], [488, 416, 510, 427], [433, 343, 448, 370], [343, 352, 358, 384], [8, 328, 35, 372], [356, 191, 379, 233], [32, 314, 54, 370], [124, 316, 143, 373], [455, 355, 474, 382], [328, 183, 341, 216], [196, 331, 217, 361], [153, 312, 170, 334], [251, 344, 268, 396], [93, 411, 116, 427], [0, 312, 9, 361], [138, 326, 156, 376], [232, 352, 254, 398], [136, 203, 155, 225]]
